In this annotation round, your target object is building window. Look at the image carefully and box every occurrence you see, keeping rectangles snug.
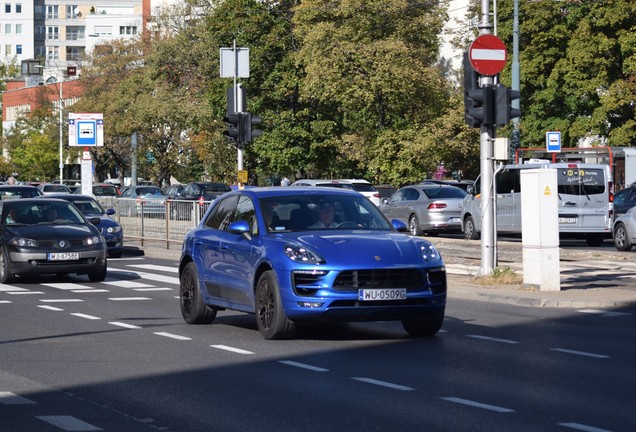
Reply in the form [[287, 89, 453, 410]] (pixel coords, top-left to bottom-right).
[[66, 26, 85, 40], [66, 46, 85, 61], [16, 45, 22, 55], [35, 46, 46, 57], [47, 46, 59, 60], [94, 25, 112, 35], [119, 26, 138, 35], [46, 5, 59, 19], [16, 24, 22, 34], [16, 4, 22, 14], [47, 26, 59, 40], [66, 5, 80, 19], [5, 45, 12, 55], [5, 4, 11, 13], [4, 24, 11, 35]]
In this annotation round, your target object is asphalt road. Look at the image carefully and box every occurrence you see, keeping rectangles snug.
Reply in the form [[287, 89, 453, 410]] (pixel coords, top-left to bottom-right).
[[1, 253, 635, 432]]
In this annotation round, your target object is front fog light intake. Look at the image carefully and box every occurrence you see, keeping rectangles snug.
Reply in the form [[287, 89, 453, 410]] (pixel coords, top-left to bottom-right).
[[297, 301, 324, 308]]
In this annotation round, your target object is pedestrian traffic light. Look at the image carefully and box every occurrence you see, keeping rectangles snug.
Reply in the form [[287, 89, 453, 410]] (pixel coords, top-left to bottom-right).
[[494, 84, 522, 126], [242, 112, 262, 144], [223, 113, 242, 142]]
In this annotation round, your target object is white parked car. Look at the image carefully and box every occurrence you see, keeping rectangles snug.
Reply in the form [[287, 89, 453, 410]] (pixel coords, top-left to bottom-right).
[[338, 179, 381, 206]]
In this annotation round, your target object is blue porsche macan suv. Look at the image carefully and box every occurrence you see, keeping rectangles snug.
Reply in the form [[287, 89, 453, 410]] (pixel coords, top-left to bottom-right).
[[178, 187, 446, 339]]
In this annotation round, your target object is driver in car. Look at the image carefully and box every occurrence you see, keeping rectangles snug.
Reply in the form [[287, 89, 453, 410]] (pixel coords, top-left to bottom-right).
[[309, 201, 338, 229]]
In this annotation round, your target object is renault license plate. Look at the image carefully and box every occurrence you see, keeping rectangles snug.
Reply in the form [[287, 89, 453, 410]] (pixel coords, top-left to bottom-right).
[[47, 252, 79, 261], [358, 288, 407, 301], [559, 217, 577, 224]]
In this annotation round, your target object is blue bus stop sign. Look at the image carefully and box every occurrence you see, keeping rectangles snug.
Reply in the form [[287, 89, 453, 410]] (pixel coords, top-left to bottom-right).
[[546, 131, 561, 153]]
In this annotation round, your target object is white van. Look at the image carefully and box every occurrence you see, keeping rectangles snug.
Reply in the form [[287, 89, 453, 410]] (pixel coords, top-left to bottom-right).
[[461, 162, 613, 246]]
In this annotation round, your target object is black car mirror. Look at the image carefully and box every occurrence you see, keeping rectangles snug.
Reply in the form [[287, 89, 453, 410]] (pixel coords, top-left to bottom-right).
[[89, 217, 101, 225]]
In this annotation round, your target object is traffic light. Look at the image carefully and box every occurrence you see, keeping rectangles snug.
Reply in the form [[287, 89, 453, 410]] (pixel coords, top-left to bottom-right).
[[494, 84, 522, 126], [242, 112, 262, 144], [223, 113, 243, 142], [465, 85, 495, 127], [463, 53, 481, 128]]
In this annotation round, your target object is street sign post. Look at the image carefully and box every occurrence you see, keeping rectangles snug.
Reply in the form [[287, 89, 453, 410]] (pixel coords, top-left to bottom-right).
[[469, 34, 508, 76], [546, 131, 561, 153]]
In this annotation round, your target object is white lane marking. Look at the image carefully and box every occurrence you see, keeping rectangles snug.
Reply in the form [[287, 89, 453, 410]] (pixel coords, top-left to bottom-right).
[[36, 415, 102, 431], [0, 285, 28, 292], [211, 345, 254, 355], [107, 297, 152, 301], [127, 264, 179, 273], [133, 287, 173, 292], [550, 348, 610, 359], [0, 391, 36, 405], [352, 377, 414, 391], [109, 322, 142, 329], [0, 300, 11, 304], [70, 313, 101, 320], [278, 360, 328, 372], [103, 280, 155, 288], [467, 335, 519, 344], [42, 283, 93, 291], [558, 422, 614, 432], [441, 396, 514, 413], [38, 305, 64, 311], [72, 289, 110, 293], [8, 291, 45, 295], [154, 332, 191, 341], [578, 309, 631, 317], [131, 271, 180, 285], [39, 299, 84, 303]]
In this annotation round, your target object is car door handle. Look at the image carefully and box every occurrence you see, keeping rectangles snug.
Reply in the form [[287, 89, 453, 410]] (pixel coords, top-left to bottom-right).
[[564, 201, 576, 206]]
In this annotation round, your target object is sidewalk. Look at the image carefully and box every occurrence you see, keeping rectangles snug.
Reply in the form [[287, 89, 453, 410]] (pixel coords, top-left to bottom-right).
[[123, 242, 636, 310]]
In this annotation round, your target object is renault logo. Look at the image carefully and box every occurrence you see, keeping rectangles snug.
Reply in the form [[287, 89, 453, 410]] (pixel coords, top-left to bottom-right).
[[58, 240, 67, 248], [374, 255, 381, 261]]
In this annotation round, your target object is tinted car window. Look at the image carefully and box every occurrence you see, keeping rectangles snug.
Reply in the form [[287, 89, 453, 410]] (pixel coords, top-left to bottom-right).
[[421, 186, 467, 199], [205, 195, 238, 230]]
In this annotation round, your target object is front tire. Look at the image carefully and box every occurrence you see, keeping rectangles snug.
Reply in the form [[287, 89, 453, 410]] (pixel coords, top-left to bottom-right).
[[463, 215, 480, 240], [255, 271, 295, 340], [614, 223, 633, 251], [0, 247, 14, 284], [180, 261, 216, 324], [409, 215, 422, 236], [402, 314, 444, 337], [88, 261, 107, 282]]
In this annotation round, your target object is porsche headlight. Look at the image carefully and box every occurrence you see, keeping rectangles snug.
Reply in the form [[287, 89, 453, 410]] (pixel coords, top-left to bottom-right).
[[284, 244, 325, 264], [85, 236, 103, 246], [420, 243, 442, 263], [8, 237, 38, 247]]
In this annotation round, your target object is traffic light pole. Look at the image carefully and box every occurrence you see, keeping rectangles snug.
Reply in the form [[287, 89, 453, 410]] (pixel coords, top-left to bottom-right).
[[478, 0, 497, 276]]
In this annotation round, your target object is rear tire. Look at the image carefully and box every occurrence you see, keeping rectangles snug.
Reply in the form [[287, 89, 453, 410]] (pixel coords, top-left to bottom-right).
[[255, 271, 295, 340], [180, 262, 217, 324], [463, 215, 480, 240], [613, 223, 633, 251], [585, 233, 605, 247], [409, 215, 422, 236]]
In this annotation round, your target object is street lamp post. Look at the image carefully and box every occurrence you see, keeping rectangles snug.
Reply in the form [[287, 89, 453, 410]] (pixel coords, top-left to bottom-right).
[[58, 80, 64, 184]]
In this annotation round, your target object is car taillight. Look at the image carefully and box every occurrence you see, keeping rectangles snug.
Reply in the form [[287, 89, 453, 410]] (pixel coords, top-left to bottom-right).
[[428, 203, 447, 209]]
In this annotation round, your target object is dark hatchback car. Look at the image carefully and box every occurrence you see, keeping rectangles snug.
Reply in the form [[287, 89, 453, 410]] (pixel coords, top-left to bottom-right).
[[178, 187, 446, 340], [0, 198, 107, 283], [171, 182, 231, 219], [53, 194, 123, 258], [613, 185, 636, 216], [0, 185, 43, 200]]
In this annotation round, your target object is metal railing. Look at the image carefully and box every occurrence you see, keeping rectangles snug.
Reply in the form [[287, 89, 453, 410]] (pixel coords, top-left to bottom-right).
[[95, 197, 211, 249]]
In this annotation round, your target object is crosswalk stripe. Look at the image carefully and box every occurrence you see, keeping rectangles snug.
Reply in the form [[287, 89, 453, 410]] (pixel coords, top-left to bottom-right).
[[0, 391, 36, 405], [127, 264, 179, 273]]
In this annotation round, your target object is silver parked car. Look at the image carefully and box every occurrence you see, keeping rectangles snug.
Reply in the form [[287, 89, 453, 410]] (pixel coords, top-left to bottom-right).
[[613, 207, 636, 251], [380, 184, 467, 236]]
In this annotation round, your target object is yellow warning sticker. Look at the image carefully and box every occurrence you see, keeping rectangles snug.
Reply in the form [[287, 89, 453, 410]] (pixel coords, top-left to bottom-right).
[[544, 186, 551, 195]]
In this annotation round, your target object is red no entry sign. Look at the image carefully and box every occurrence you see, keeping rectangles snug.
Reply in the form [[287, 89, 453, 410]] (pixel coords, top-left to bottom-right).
[[469, 34, 508, 76]]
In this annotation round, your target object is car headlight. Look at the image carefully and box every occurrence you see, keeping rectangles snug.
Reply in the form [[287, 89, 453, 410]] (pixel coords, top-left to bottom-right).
[[284, 243, 325, 264], [85, 236, 103, 246], [106, 225, 122, 234], [420, 243, 442, 263], [8, 237, 38, 247]]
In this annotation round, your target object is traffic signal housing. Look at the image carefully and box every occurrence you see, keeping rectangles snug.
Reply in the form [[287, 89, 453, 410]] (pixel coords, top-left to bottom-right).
[[494, 84, 522, 126], [463, 53, 481, 128], [223, 113, 243, 143], [465, 85, 495, 127], [242, 112, 262, 144]]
